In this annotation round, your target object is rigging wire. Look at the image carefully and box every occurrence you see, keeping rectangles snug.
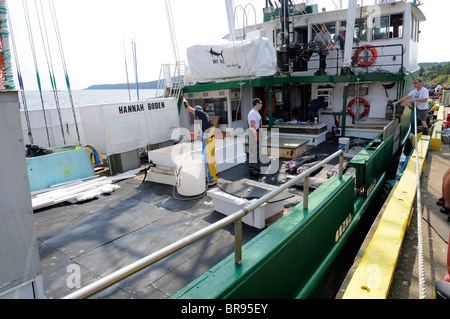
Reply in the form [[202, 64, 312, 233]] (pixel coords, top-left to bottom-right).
[[164, 0, 184, 100], [49, 0, 81, 145], [123, 38, 131, 101], [33, 0, 66, 145], [22, 0, 51, 147], [5, 0, 33, 145], [131, 38, 139, 100], [230, 3, 254, 122]]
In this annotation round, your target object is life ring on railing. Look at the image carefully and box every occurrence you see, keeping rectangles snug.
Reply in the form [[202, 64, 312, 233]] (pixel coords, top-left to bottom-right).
[[347, 98, 370, 119], [353, 45, 378, 67]]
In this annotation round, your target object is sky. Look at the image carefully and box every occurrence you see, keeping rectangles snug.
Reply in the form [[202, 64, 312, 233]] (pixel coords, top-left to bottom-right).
[[5, 0, 449, 91]]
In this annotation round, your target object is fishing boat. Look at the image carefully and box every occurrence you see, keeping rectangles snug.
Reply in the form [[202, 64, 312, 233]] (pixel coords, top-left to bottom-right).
[[0, 0, 435, 299], [172, 0, 427, 299]]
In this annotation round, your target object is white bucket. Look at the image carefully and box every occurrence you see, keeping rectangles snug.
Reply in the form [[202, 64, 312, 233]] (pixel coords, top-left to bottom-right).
[[175, 157, 206, 197], [338, 137, 350, 151]]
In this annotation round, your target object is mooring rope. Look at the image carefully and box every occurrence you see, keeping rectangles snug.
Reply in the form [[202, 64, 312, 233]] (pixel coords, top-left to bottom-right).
[[413, 103, 426, 299]]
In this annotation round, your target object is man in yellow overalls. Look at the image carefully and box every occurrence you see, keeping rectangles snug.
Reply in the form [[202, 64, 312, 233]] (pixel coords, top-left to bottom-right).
[[183, 98, 218, 186]]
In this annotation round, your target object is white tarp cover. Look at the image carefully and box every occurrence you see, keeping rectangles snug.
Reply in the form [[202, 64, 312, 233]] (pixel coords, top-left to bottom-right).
[[78, 98, 180, 155], [187, 37, 277, 83]]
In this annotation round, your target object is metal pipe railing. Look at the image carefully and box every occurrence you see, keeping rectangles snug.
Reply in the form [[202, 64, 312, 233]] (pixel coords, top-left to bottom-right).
[[63, 149, 345, 299]]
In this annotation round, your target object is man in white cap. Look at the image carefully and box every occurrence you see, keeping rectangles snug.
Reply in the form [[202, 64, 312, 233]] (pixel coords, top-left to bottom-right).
[[332, 27, 347, 74], [333, 27, 346, 53]]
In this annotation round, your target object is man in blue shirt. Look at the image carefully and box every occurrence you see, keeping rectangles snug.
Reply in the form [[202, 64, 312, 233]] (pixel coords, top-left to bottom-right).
[[308, 96, 326, 122], [333, 27, 346, 53]]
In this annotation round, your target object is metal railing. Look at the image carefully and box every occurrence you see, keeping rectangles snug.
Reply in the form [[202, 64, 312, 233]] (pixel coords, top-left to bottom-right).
[[63, 149, 345, 299], [155, 61, 186, 100], [299, 43, 405, 75]]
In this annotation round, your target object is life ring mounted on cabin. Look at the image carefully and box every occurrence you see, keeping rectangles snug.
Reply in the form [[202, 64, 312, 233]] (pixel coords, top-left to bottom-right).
[[353, 45, 378, 67], [347, 98, 370, 119]]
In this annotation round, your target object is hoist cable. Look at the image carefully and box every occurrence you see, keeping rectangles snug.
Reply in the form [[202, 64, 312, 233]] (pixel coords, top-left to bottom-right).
[[22, 0, 51, 147], [49, 0, 81, 144], [34, 0, 66, 145]]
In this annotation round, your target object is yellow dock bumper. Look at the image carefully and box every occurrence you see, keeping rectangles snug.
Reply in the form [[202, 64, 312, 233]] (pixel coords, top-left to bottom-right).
[[342, 136, 431, 299], [431, 121, 442, 151]]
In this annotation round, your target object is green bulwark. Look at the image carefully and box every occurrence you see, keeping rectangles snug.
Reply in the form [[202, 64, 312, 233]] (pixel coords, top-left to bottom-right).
[[173, 131, 394, 299], [350, 135, 394, 198], [173, 174, 355, 299]]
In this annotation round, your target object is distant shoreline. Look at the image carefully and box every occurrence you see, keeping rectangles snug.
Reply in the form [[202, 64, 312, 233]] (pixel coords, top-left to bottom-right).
[[85, 80, 159, 90]]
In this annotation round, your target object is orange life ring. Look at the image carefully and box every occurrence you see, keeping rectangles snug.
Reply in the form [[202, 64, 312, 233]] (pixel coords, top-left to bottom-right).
[[347, 98, 370, 118], [353, 45, 378, 67]]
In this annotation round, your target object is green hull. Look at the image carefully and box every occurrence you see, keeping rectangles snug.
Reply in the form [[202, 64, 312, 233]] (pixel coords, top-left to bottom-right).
[[173, 135, 394, 299], [174, 68, 419, 299]]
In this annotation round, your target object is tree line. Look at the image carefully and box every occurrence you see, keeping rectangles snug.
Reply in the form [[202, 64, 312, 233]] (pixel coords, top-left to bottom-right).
[[419, 62, 450, 86]]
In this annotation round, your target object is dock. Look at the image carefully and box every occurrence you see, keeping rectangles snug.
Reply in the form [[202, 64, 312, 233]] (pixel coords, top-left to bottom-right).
[[338, 125, 450, 298]]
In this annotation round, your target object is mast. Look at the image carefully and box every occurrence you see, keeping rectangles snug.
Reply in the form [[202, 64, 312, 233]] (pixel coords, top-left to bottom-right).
[[343, 0, 358, 69], [225, 0, 236, 42]]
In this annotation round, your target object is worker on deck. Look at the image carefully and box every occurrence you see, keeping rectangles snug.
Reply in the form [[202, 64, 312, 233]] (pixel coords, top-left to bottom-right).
[[183, 98, 218, 186], [247, 98, 263, 176], [314, 26, 334, 75], [308, 96, 326, 123]]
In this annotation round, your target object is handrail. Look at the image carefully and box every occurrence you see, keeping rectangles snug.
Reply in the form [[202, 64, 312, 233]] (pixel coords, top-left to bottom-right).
[[63, 149, 345, 299], [303, 43, 405, 75], [155, 61, 186, 99]]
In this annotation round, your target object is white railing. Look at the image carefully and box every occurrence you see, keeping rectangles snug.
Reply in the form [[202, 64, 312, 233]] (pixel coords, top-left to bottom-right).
[[156, 61, 186, 100]]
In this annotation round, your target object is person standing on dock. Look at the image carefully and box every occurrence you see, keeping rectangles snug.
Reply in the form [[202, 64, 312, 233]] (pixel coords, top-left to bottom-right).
[[183, 98, 218, 186], [247, 98, 263, 176], [393, 78, 430, 134], [314, 26, 333, 75]]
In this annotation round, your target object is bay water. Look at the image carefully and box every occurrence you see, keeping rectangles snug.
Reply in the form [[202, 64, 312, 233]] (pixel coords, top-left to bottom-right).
[[19, 89, 159, 110]]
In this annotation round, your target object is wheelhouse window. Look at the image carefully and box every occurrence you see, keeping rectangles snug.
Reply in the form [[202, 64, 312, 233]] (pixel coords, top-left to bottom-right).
[[372, 14, 404, 40], [354, 18, 367, 41], [411, 14, 420, 42], [341, 18, 367, 42], [312, 22, 336, 41]]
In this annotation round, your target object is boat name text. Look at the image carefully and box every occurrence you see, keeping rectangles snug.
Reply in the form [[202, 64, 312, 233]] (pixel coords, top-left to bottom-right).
[[367, 178, 377, 197], [335, 213, 352, 242], [118, 101, 165, 114]]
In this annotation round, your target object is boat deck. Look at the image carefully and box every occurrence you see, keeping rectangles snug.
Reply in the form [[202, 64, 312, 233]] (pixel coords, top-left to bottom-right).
[[36, 136, 369, 299]]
